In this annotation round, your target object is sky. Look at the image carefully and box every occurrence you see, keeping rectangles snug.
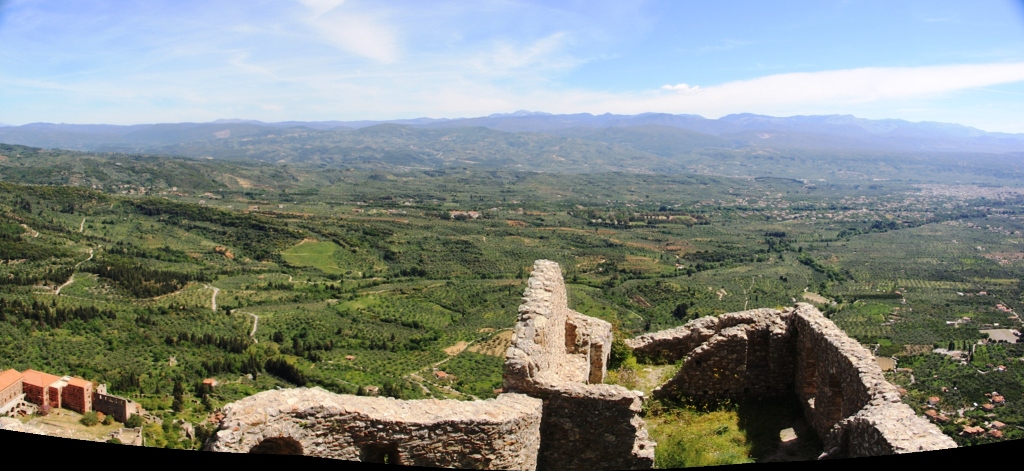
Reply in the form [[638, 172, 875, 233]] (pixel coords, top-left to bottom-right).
[[2, 0, 1024, 132]]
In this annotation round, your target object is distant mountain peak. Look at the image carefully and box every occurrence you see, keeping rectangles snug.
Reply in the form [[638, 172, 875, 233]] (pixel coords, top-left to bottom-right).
[[487, 110, 553, 118], [211, 118, 266, 124]]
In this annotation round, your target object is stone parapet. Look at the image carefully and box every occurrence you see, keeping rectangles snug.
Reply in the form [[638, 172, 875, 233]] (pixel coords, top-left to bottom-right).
[[206, 388, 543, 470], [789, 304, 957, 457], [625, 308, 786, 364]]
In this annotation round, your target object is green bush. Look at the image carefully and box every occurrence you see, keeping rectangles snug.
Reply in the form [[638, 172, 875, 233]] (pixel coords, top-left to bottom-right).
[[80, 411, 99, 427], [125, 414, 145, 428]]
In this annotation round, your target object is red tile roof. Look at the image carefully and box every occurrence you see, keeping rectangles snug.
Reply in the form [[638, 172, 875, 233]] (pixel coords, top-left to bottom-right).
[[962, 425, 985, 435], [66, 377, 91, 389], [21, 369, 61, 388], [0, 369, 22, 391]]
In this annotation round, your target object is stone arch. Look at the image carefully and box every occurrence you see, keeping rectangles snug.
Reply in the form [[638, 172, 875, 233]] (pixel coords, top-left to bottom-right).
[[249, 436, 304, 455], [360, 443, 402, 465]]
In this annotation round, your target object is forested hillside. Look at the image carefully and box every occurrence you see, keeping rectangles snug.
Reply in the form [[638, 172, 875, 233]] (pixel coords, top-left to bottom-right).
[[1, 143, 1023, 449]]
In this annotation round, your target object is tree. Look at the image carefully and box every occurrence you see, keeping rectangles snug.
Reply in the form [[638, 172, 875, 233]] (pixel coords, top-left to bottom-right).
[[106, 437, 122, 445], [125, 414, 145, 428], [672, 302, 690, 320], [609, 338, 634, 370], [102, 414, 114, 426], [80, 411, 100, 426]]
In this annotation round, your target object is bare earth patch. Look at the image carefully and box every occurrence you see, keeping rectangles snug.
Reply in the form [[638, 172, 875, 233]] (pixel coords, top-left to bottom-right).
[[444, 341, 469, 356], [875, 357, 896, 371], [232, 175, 253, 188], [801, 292, 829, 304], [468, 330, 514, 357], [984, 252, 1024, 266]]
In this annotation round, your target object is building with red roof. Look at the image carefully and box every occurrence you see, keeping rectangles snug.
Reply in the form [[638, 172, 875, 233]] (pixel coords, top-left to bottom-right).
[[21, 369, 62, 409], [62, 377, 93, 413], [0, 369, 23, 410]]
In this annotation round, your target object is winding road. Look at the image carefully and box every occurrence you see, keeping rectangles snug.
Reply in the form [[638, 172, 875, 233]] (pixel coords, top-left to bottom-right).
[[204, 285, 220, 312], [237, 312, 259, 343], [54, 248, 94, 296]]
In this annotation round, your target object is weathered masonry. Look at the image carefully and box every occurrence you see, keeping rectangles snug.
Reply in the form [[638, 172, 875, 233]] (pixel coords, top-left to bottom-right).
[[627, 303, 958, 458], [504, 260, 655, 470], [206, 389, 543, 469], [206, 260, 954, 467], [206, 260, 652, 470]]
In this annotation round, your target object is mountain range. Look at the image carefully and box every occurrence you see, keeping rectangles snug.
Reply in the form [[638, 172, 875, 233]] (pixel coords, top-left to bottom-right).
[[3, 112, 1023, 155], [1, 112, 1023, 183]]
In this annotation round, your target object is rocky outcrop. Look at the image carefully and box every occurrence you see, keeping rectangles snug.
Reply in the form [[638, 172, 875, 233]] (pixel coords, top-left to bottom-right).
[[0, 417, 46, 435], [206, 388, 543, 469], [504, 260, 655, 471]]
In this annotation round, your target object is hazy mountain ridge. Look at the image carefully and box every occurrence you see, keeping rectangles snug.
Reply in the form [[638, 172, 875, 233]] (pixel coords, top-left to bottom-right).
[[3, 112, 1022, 155], [1, 113, 1023, 183]]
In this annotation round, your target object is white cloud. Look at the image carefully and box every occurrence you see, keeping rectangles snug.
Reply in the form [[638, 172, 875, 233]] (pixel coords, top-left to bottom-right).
[[619, 62, 1024, 116], [660, 83, 701, 95], [301, 1, 398, 63], [299, 0, 346, 17]]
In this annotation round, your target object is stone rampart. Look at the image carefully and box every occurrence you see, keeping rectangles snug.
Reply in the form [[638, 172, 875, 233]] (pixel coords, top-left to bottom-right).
[[628, 308, 795, 398], [204, 262, 956, 466], [206, 388, 543, 470], [627, 303, 956, 458], [504, 260, 654, 471], [790, 304, 956, 457]]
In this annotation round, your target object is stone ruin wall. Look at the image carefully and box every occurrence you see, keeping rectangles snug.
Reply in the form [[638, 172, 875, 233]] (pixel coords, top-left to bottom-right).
[[206, 388, 543, 470], [93, 392, 139, 424], [504, 260, 655, 471], [205, 259, 651, 470], [203, 260, 958, 468], [790, 304, 956, 457], [626, 303, 957, 458], [627, 308, 796, 398]]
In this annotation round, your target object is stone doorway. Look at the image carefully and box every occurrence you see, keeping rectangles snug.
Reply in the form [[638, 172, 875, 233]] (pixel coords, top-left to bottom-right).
[[248, 436, 304, 455], [360, 443, 402, 465]]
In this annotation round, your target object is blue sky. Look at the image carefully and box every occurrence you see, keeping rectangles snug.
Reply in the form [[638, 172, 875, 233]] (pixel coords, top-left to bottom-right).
[[2, 0, 1024, 131]]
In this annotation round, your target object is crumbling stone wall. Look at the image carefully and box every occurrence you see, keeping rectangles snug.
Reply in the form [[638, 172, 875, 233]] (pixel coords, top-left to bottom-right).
[[789, 304, 956, 457], [205, 262, 955, 467], [627, 308, 795, 398], [627, 303, 956, 458], [93, 391, 140, 424], [206, 388, 543, 470], [504, 260, 655, 471]]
